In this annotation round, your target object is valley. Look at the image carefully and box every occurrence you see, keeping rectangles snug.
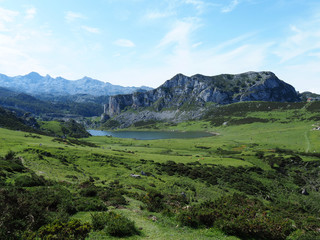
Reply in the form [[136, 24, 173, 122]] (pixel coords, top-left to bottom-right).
[[1, 98, 320, 239], [2, 0, 320, 239]]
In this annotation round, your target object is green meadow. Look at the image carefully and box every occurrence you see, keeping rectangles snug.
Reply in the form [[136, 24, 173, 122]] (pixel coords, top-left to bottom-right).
[[1, 102, 320, 239]]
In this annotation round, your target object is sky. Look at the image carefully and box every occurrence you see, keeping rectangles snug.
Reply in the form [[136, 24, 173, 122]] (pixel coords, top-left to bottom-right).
[[0, 0, 320, 93]]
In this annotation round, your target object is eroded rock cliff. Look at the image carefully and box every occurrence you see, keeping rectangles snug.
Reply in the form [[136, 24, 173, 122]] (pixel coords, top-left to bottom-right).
[[103, 71, 300, 127], [106, 72, 299, 114]]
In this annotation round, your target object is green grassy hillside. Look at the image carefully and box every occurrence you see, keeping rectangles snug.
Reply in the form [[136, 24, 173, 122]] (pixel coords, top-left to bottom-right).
[[0, 106, 41, 134], [1, 102, 320, 239], [39, 119, 91, 138]]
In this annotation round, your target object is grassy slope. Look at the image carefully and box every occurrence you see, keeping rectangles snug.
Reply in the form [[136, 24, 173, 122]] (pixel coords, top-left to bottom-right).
[[0, 128, 241, 239], [1, 103, 320, 239]]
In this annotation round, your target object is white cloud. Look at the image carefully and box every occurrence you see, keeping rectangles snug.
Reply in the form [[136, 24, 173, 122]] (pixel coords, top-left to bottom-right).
[[222, 0, 240, 13], [81, 25, 100, 34], [0, 7, 19, 22], [25, 7, 36, 20], [65, 11, 85, 22], [212, 32, 258, 51], [183, 0, 205, 13], [145, 10, 175, 19], [0, 7, 19, 31], [157, 18, 200, 48], [183, 0, 220, 14], [192, 41, 202, 48], [0, 11, 61, 77], [114, 39, 135, 47], [274, 23, 320, 63], [270, 14, 320, 92], [136, 17, 270, 87], [276, 61, 320, 93], [101, 41, 271, 88]]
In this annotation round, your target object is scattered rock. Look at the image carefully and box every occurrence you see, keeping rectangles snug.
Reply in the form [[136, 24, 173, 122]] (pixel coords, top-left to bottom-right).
[[130, 174, 141, 179], [148, 215, 158, 222], [301, 188, 309, 195]]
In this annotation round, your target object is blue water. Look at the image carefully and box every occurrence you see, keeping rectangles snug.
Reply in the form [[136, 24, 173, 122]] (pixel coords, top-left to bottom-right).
[[87, 130, 213, 140]]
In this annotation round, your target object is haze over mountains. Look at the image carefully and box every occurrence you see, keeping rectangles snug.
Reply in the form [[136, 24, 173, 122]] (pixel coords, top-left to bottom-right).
[[0, 70, 319, 126], [0, 72, 152, 97]]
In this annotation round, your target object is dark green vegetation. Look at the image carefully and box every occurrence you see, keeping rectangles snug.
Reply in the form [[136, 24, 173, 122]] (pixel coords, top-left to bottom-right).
[[0, 106, 41, 133], [39, 119, 91, 138], [0, 106, 90, 138], [203, 101, 320, 126], [0, 90, 104, 117], [1, 101, 320, 239]]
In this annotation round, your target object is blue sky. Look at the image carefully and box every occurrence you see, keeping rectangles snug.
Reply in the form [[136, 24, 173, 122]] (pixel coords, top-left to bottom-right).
[[0, 0, 320, 92]]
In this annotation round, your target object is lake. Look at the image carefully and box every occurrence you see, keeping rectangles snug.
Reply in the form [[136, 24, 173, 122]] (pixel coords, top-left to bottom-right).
[[87, 130, 214, 140]]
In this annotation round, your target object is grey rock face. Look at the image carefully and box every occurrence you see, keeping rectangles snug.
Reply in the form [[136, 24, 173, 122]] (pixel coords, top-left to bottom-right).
[[105, 71, 300, 119], [0, 72, 152, 97]]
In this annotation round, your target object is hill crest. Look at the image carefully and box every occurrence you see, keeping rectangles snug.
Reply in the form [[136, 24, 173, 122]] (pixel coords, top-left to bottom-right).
[[106, 71, 299, 116], [0, 72, 152, 97]]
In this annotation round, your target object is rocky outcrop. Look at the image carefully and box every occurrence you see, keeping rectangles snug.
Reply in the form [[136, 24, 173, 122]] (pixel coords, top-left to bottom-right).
[[0, 72, 152, 97], [105, 71, 300, 120]]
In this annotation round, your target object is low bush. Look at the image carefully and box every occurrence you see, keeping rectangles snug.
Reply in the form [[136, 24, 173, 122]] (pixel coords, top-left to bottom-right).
[[14, 173, 47, 187], [99, 188, 128, 207], [79, 186, 98, 197], [91, 211, 139, 237], [0, 185, 76, 239], [74, 197, 107, 212], [178, 194, 295, 240], [91, 212, 109, 231], [141, 189, 165, 212], [24, 219, 92, 240], [287, 230, 320, 240], [103, 212, 139, 237]]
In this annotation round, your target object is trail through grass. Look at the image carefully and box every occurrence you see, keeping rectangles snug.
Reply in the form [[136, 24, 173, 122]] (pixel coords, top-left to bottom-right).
[[1, 103, 320, 239], [304, 130, 311, 153]]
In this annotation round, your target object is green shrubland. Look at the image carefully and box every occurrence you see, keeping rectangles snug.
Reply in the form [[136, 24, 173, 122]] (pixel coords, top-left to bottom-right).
[[1, 101, 320, 239]]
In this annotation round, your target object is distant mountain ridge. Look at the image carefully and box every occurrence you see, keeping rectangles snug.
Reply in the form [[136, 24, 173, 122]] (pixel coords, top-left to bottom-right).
[[0, 72, 152, 96], [103, 71, 301, 128], [106, 71, 299, 116], [0, 86, 104, 118]]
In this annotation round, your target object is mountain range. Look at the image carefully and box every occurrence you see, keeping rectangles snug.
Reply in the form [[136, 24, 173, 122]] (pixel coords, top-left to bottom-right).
[[1, 71, 320, 129], [103, 71, 302, 128], [0, 72, 152, 97]]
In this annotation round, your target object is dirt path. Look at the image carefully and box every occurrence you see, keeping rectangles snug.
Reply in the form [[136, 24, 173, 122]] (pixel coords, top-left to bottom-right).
[[304, 131, 310, 153]]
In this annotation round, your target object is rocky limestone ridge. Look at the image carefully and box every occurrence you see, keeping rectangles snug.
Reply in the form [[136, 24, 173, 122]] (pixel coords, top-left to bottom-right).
[[0, 72, 152, 97], [110, 108, 207, 128], [103, 71, 300, 127]]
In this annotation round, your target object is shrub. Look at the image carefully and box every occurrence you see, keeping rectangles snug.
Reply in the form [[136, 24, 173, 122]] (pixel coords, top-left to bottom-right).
[[287, 230, 320, 240], [141, 189, 165, 212], [103, 212, 139, 237], [107, 194, 127, 207], [178, 211, 199, 228], [103, 120, 120, 129], [5, 150, 16, 160], [99, 189, 127, 207], [15, 173, 46, 187], [0, 186, 75, 239], [25, 219, 92, 240], [79, 187, 98, 197], [91, 212, 108, 231], [74, 197, 107, 212], [178, 194, 295, 240]]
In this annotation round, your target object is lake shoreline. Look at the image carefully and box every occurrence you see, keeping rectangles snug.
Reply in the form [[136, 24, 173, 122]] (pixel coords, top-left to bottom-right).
[[87, 129, 217, 140]]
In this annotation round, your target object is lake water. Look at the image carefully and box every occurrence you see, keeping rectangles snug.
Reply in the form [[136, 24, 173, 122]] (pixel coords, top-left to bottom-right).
[[87, 130, 214, 140]]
